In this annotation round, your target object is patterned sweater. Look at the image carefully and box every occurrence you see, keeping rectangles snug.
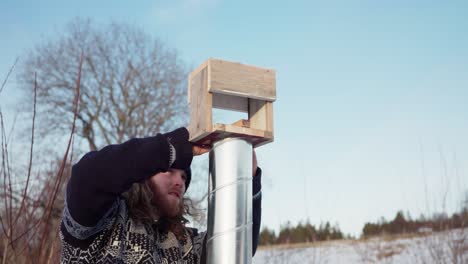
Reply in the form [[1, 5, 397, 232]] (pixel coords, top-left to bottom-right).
[[60, 132, 262, 263]]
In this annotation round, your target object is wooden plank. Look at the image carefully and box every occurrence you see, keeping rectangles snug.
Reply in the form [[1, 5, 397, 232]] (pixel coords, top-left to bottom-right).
[[189, 124, 273, 148], [189, 130, 212, 144], [187, 74, 191, 104], [208, 58, 276, 101], [188, 60, 209, 104], [212, 93, 248, 112], [248, 99, 274, 136], [189, 59, 210, 80], [231, 119, 250, 128], [188, 58, 276, 147], [188, 67, 212, 142], [215, 124, 272, 138]]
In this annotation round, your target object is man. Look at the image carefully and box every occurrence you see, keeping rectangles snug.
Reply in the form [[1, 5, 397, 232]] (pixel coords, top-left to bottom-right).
[[60, 127, 262, 263]]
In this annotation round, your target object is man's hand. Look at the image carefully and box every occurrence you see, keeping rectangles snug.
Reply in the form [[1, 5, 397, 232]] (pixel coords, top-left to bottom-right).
[[192, 145, 210, 156]]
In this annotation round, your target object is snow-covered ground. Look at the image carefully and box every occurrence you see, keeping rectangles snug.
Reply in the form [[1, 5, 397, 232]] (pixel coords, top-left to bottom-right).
[[253, 228, 468, 264]]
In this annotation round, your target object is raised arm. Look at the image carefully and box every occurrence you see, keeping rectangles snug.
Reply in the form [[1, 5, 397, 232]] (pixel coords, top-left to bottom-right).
[[62, 128, 192, 242]]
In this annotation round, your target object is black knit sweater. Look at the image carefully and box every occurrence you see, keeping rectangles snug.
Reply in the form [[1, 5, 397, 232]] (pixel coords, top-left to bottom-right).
[[60, 132, 262, 263]]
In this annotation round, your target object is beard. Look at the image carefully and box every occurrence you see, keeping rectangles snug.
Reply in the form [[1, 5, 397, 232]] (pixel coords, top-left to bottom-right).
[[153, 192, 182, 218]]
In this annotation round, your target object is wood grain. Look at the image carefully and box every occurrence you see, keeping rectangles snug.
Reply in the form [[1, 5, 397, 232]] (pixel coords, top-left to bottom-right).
[[208, 59, 276, 101], [249, 99, 274, 136], [188, 58, 276, 147], [188, 67, 212, 142]]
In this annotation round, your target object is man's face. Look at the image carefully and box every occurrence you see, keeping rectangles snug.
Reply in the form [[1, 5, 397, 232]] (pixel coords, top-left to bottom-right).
[[148, 169, 186, 217]]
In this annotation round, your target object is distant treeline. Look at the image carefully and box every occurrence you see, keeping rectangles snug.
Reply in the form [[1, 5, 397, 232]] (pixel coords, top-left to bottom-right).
[[259, 221, 346, 246], [259, 207, 468, 246], [362, 208, 468, 237]]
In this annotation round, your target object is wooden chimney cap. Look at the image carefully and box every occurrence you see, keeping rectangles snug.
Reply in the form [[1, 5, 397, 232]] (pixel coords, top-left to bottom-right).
[[188, 58, 276, 148]]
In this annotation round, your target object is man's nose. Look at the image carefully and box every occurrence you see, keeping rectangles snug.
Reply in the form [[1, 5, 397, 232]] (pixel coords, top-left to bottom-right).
[[173, 171, 185, 187]]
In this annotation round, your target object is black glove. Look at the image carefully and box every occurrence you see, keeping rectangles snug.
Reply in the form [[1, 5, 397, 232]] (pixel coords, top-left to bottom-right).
[[163, 127, 193, 170]]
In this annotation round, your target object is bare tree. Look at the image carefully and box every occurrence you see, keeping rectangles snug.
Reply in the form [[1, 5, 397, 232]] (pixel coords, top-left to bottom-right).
[[18, 18, 188, 151]]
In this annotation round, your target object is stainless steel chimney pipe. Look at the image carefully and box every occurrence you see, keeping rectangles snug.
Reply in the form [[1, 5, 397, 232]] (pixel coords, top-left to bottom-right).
[[206, 138, 253, 264]]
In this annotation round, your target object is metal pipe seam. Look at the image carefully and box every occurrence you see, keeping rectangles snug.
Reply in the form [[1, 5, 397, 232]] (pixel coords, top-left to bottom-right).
[[206, 221, 254, 243], [208, 177, 252, 196]]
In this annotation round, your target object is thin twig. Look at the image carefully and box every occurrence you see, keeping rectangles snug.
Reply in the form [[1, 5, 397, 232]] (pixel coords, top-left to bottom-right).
[[38, 52, 83, 260], [6, 113, 18, 147], [10, 217, 43, 256], [13, 72, 37, 227], [0, 57, 19, 95], [0, 112, 11, 239]]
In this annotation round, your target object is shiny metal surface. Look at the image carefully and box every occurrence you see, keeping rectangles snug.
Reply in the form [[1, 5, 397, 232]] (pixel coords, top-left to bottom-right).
[[207, 138, 253, 264]]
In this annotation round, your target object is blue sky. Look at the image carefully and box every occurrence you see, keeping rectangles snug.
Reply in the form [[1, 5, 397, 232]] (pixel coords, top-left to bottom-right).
[[1, 0, 468, 236]]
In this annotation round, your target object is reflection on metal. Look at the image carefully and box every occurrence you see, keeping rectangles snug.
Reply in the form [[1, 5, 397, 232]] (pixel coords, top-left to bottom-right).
[[207, 138, 252, 264]]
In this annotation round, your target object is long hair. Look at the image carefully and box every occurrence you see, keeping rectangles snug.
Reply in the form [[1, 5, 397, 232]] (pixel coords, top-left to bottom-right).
[[123, 181, 200, 240]]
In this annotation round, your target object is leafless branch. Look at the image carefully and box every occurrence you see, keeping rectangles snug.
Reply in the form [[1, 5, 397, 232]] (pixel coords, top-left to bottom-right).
[[18, 19, 188, 152], [0, 57, 19, 95]]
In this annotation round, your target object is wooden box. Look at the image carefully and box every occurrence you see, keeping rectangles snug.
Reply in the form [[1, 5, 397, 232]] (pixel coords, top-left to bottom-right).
[[188, 58, 276, 147]]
